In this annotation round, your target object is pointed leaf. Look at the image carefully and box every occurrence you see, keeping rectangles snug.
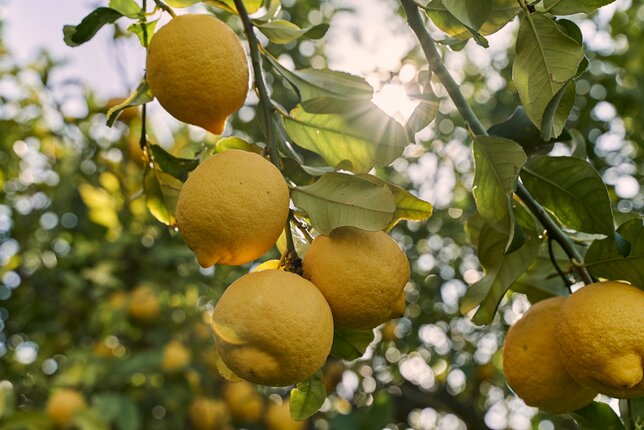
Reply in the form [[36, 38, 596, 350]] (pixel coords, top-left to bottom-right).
[[290, 370, 326, 420], [107, 79, 153, 126], [543, 0, 616, 15], [127, 20, 157, 47], [256, 20, 328, 45], [472, 136, 527, 248], [405, 96, 439, 136], [585, 218, 644, 287], [143, 166, 182, 226], [571, 401, 626, 430], [331, 326, 376, 361], [164, 0, 201, 7], [203, 0, 262, 14], [149, 145, 199, 182], [424, 0, 521, 39], [109, 0, 141, 18], [513, 14, 583, 128], [442, 0, 492, 30], [291, 173, 396, 235], [520, 156, 614, 235], [214, 136, 263, 154], [488, 107, 559, 155], [540, 79, 576, 141], [63, 8, 123, 47]]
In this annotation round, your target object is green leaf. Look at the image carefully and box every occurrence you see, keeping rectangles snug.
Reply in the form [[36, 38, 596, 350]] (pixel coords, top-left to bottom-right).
[[283, 103, 407, 173], [93, 394, 141, 430], [109, 0, 141, 18], [63, 8, 123, 47], [127, 20, 157, 47], [571, 401, 626, 430], [472, 136, 527, 249], [291, 173, 396, 235], [72, 409, 110, 430], [143, 166, 183, 226], [424, 0, 521, 39], [405, 95, 439, 137], [513, 14, 584, 128], [149, 145, 199, 182], [585, 218, 644, 287], [331, 326, 375, 360], [540, 79, 576, 141], [164, 0, 201, 7], [255, 20, 328, 45], [204, 0, 263, 14], [488, 107, 560, 155], [107, 79, 153, 126], [543, 0, 616, 15], [289, 370, 326, 420], [520, 156, 614, 235], [1, 411, 55, 430], [567, 129, 588, 159], [214, 136, 263, 154], [442, 0, 493, 31]]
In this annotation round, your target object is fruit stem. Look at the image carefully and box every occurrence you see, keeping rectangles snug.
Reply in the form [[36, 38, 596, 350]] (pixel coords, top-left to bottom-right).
[[232, 0, 282, 170], [285, 210, 298, 257], [399, 0, 595, 285]]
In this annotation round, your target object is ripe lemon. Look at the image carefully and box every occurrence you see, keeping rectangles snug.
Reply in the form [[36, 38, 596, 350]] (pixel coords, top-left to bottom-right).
[[252, 259, 282, 272], [302, 227, 410, 329], [189, 396, 230, 430], [222, 381, 264, 423], [211, 270, 333, 386], [265, 400, 306, 430], [127, 285, 160, 322], [556, 281, 644, 398], [176, 150, 290, 267], [146, 14, 249, 134], [161, 340, 191, 372], [45, 388, 87, 426], [503, 296, 597, 413]]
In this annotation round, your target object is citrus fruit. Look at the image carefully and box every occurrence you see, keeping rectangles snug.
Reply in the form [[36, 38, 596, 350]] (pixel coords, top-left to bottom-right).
[[211, 270, 333, 386], [502, 296, 597, 413], [252, 259, 282, 272], [265, 400, 306, 430], [146, 14, 249, 134], [189, 396, 230, 430], [556, 281, 644, 398], [161, 340, 191, 372], [175, 149, 289, 267], [222, 381, 264, 423], [45, 388, 87, 426], [127, 285, 160, 322], [302, 226, 410, 329]]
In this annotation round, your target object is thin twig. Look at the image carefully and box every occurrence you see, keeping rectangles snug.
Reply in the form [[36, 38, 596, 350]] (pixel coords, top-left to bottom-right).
[[152, 0, 176, 17], [548, 235, 573, 291], [140, 0, 149, 151], [400, 0, 594, 285]]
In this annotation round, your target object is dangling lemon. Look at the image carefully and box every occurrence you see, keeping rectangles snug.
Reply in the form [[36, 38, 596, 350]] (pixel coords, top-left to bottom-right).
[[146, 14, 249, 134], [175, 150, 290, 267], [212, 270, 333, 387], [302, 227, 410, 329], [188, 396, 230, 430], [45, 389, 88, 426]]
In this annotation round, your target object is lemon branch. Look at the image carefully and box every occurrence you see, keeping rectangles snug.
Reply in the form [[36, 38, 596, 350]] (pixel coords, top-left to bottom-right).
[[399, 0, 594, 286]]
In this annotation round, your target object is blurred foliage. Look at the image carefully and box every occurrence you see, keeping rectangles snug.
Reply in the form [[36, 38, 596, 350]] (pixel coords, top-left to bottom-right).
[[0, 1, 642, 429]]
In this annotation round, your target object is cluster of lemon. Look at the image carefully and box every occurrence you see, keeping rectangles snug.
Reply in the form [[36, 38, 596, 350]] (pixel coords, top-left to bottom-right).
[[502, 281, 644, 413], [144, 14, 411, 388]]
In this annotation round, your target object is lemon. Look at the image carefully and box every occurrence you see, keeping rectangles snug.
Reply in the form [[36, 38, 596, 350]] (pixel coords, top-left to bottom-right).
[[212, 270, 333, 387], [176, 150, 290, 267], [146, 14, 249, 134], [161, 340, 191, 372], [252, 259, 282, 272], [265, 400, 306, 430], [302, 227, 410, 329], [127, 285, 160, 322], [189, 396, 230, 430], [556, 281, 644, 398], [503, 296, 597, 413], [222, 381, 264, 423], [45, 388, 87, 426]]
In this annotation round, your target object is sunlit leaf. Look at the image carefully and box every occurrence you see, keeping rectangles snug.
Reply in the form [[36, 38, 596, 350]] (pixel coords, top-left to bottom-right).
[[79, 183, 122, 238], [63, 8, 123, 47], [513, 14, 583, 128], [255, 20, 328, 45], [520, 156, 614, 235], [107, 79, 153, 126], [291, 173, 396, 235], [424, 0, 521, 39], [585, 218, 644, 287], [109, 0, 141, 18], [543, 0, 616, 15], [164, 0, 201, 7], [127, 20, 157, 47], [442, 0, 492, 30], [214, 136, 263, 154], [540, 79, 576, 141], [290, 370, 326, 420], [143, 166, 183, 226], [330, 326, 375, 360], [204, 0, 263, 15]]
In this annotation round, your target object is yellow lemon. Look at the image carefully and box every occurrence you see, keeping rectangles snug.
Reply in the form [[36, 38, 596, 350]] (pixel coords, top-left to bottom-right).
[[265, 400, 306, 430], [503, 296, 597, 413], [189, 396, 230, 430], [127, 285, 160, 322], [146, 14, 249, 134], [212, 270, 333, 387], [176, 150, 289, 267], [302, 227, 410, 329], [556, 281, 644, 398], [161, 340, 191, 372], [222, 381, 264, 423], [45, 388, 87, 426], [252, 259, 282, 272]]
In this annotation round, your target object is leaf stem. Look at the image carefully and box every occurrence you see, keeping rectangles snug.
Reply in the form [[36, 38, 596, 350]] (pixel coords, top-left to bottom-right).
[[140, 0, 149, 152], [152, 0, 176, 17], [232, 0, 281, 170], [400, 0, 594, 285]]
